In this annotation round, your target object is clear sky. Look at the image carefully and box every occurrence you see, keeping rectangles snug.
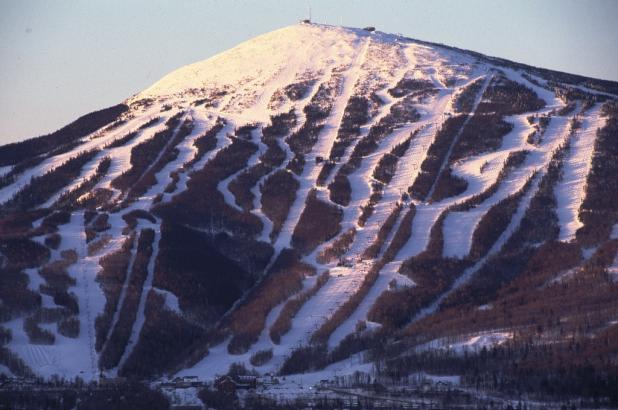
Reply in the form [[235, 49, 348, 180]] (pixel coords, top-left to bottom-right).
[[1, 0, 617, 144]]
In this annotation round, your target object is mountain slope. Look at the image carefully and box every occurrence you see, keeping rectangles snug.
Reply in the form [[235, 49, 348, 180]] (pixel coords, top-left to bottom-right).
[[0, 23, 617, 390]]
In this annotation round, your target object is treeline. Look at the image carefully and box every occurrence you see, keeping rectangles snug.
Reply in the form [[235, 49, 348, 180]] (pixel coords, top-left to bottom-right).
[[316, 227, 356, 264], [368, 209, 470, 328], [477, 75, 545, 115], [99, 229, 154, 370], [577, 101, 618, 245], [311, 204, 415, 345], [55, 156, 111, 210], [269, 270, 329, 344], [373, 338, 618, 406], [155, 120, 263, 238], [38, 248, 79, 315], [387, 78, 433, 98], [0, 103, 128, 167], [260, 169, 299, 240], [120, 290, 205, 378], [399, 237, 618, 389], [439, 141, 566, 310], [1, 149, 100, 212], [0, 379, 169, 410], [453, 77, 484, 113], [317, 95, 369, 185], [292, 189, 343, 254], [409, 115, 467, 200], [329, 92, 422, 206], [125, 118, 194, 201], [226, 249, 315, 354], [153, 222, 256, 327], [94, 233, 135, 352], [286, 77, 340, 175], [185, 117, 226, 168], [229, 111, 297, 212], [112, 112, 184, 193], [0, 236, 49, 322]]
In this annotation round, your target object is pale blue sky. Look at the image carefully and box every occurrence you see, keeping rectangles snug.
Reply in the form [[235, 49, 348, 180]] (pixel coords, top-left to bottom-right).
[[1, 0, 617, 144]]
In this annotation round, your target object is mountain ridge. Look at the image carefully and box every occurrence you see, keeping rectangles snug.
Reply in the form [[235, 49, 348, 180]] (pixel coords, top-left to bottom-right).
[[134, 23, 618, 101]]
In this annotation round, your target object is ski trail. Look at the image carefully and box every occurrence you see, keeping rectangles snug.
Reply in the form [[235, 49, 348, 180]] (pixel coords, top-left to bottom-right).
[[157, 110, 212, 202], [218, 124, 261, 213], [244, 74, 326, 246], [101, 236, 138, 352], [425, 73, 493, 201], [116, 221, 160, 373], [411, 172, 543, 323], [442, 112, 570, 258], [95, 115, 174, 198], [250, 128, 279, 242], [554, 105, 604, 242], [409, 100, 575, 324], [395, 71, 492, 259], [119, 111, 190, 204], [323, 68, 486, 348], [293, 50, 460, 348], [0, 112, 156, 206], [272, 36, 372, 254], [181, 36, 374, 373]]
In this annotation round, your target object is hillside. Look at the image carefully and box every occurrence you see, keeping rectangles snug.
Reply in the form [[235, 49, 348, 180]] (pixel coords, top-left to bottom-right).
[[0, 23, 617, 404]]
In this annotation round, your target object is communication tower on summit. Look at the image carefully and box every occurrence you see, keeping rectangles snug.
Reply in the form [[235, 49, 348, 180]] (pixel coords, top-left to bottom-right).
[[301, 1, 312, 24]]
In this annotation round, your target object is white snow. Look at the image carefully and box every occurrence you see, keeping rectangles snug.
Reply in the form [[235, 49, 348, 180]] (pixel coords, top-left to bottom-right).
[[0, 165, 12, 178], [116, 222, 160, 374], [418, 331, 513, 354], [442, 112, 570, 258], [397, 72, 493, 260], [218, 126, 263, 212], [137, 25, 366, 110], [271, 34, 370, 256], [439, 67, 570, 258], [303, 48, 484, 349], [93, 113, 174, 199], [612, 224, 618, 240], [6, 212, 106, 380], [608, 246, 618, 283], [413, 372, 461, 385], [554, 105, 605, 242], [414, 171, 544, 323], [328, 260, 413, 347], [153, 288, 182, 315], [159, 386, 202, 408], [0, 364, 14, 377], [0, 108, 162, 207]]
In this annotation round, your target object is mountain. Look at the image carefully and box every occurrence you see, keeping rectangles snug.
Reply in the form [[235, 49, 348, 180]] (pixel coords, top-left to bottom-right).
[[1, 23, 617, 405]]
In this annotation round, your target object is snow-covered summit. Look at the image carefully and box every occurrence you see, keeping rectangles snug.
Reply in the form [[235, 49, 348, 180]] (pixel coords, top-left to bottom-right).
[[137, 24, 369, 100]]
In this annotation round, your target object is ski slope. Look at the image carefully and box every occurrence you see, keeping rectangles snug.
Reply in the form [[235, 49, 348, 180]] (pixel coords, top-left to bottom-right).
[[1, 23, 616, 385]]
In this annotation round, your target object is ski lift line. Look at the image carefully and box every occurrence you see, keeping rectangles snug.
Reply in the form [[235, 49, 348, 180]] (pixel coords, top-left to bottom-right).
[[424, 73, 492, 201]]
